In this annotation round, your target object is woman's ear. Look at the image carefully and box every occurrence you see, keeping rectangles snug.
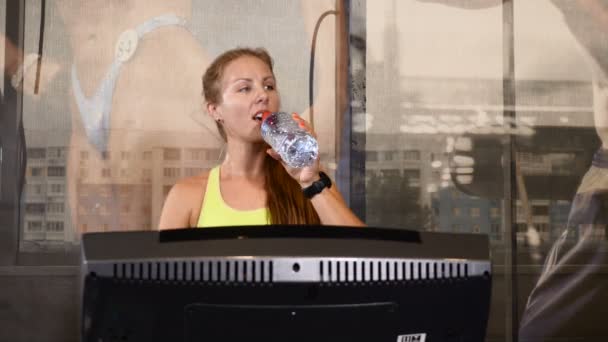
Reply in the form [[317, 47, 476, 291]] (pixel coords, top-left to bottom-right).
[[207, 102, 222, 122]]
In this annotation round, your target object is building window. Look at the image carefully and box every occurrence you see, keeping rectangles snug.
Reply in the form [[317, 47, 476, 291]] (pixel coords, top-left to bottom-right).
[[163, 148, 181, 161], [366, 151, 379, 162], [101, 151, 111, 160], [184, 167, 205, 177], [121, 151, 131, 160], [187, 148, 205, 160], [491, 223, 501, 235], [27, 221, 43, 232], [27, 184, 45, 195], [384, 150, 400, 161], [46, 221, 64, 232], [518, 152, 543, 164], [470, 207, 481, 218], [101, 168, 111, 178], [532, 205, 549, 216], [50, 184, 64, 193], [142, 151, 152, 160], [80, 150, 89, 160], [380, 169, 400, 181], [403, 150, 421, 161], [452, 224, 461, 232], [163, 168, 181, 178], [27, 148, 46, 159], [25, 203, 45, 215], [472, 224, 481, 233], [47, 202, 64, 213], [47, 147, 65, 158], [35, 184, 45, 195], [452, 207, 461, 217], [120, 169, 129, 178], [47, 166, 65, 177], [490, 207, 500, 218], [30, 167, 44, 177]]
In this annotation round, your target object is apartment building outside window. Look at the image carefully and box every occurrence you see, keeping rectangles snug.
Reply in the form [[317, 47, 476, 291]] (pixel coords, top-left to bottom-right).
[[47, 166, 65, 177], [163, 148, 181, 161], [46, 221, 64, 232], [163, 168, 181, 178], [27, 148, 46, 159]]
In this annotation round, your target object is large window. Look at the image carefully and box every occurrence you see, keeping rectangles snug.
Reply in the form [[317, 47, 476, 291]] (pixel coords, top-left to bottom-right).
[[359, 0, 607, 341], [5, 0, 339, 260], [351, 0, 608, 340], [1, 5, 340, 341]]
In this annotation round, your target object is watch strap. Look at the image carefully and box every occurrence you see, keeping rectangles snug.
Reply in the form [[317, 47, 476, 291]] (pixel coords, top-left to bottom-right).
[[303, 171, 332, 199]]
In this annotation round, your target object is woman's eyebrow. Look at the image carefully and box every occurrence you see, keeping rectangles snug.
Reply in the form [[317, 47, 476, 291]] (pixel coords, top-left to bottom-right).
[[229, 76, 274, 84], [232, 78, 253, 83]]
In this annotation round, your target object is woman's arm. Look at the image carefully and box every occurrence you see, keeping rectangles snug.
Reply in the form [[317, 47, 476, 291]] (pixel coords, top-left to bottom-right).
[[158, 176, 206, 230], [268, 113, 366, 227], [304, 174, 366, 226]]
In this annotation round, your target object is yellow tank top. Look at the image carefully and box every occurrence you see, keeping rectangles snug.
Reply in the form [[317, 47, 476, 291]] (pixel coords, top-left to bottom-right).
[[197, 166, 270, 227]]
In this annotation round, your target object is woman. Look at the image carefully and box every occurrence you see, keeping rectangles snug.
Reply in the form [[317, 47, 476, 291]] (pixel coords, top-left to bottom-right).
[[158, 47, 365, 229]]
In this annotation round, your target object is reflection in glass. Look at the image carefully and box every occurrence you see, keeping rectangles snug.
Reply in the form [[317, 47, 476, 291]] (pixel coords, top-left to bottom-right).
[[13, 0, 339, 259]]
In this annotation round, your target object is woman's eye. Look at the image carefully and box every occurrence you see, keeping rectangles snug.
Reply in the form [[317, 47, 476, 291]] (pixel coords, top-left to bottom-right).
[[264, 84, 275, 91], [238, 86, 250, 93]]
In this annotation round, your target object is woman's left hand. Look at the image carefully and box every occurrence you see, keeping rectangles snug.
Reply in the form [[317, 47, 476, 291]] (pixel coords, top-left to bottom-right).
[[266, 113, 322, 188]]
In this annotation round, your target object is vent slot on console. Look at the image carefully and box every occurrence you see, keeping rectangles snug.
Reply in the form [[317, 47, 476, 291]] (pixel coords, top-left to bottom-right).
[[111, 259, 274, 283], [318, 259, 472, 283]]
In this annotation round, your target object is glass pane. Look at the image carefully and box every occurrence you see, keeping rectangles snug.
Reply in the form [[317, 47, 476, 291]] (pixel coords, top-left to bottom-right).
[[514, 0, 608, 340], [365, 0, 505, 339], [15, 0, 338, 264]]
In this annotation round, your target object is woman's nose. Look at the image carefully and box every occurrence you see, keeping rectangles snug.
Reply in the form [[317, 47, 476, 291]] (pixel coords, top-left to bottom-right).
[[256, 88, 269, 103]]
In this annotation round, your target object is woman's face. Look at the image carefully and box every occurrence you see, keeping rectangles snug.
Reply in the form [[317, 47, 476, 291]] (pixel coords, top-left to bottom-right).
[[210, 55, 280, 142]]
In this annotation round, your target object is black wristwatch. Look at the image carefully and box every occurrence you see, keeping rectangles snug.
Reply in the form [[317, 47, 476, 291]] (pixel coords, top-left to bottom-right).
[[303, 171, 332, 199]]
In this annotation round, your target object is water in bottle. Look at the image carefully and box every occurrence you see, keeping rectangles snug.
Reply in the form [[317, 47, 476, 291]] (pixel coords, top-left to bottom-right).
[[260, 111, 319, 168]]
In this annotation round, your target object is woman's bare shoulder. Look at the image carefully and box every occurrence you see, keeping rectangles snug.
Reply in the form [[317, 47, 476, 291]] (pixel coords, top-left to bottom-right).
[[170, 170, 211, 200], [158, 170, 212, 230]]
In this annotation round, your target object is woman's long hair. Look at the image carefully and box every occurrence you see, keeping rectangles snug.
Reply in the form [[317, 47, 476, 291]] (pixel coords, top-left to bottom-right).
[[202, 47, 320, 225]]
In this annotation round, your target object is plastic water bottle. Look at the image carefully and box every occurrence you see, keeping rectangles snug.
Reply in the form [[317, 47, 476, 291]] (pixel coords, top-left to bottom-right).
[[260, 111, 319, 168]]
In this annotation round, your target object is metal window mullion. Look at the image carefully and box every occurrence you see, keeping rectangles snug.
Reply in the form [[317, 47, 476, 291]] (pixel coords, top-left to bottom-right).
[[1, 0, 26, 266], [337, 0, 366, 221], [502, 1, 518, 341]]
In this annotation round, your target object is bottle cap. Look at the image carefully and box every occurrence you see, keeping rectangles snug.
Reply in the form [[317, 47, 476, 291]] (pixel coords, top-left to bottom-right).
[[261, 111, 273, 121]]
